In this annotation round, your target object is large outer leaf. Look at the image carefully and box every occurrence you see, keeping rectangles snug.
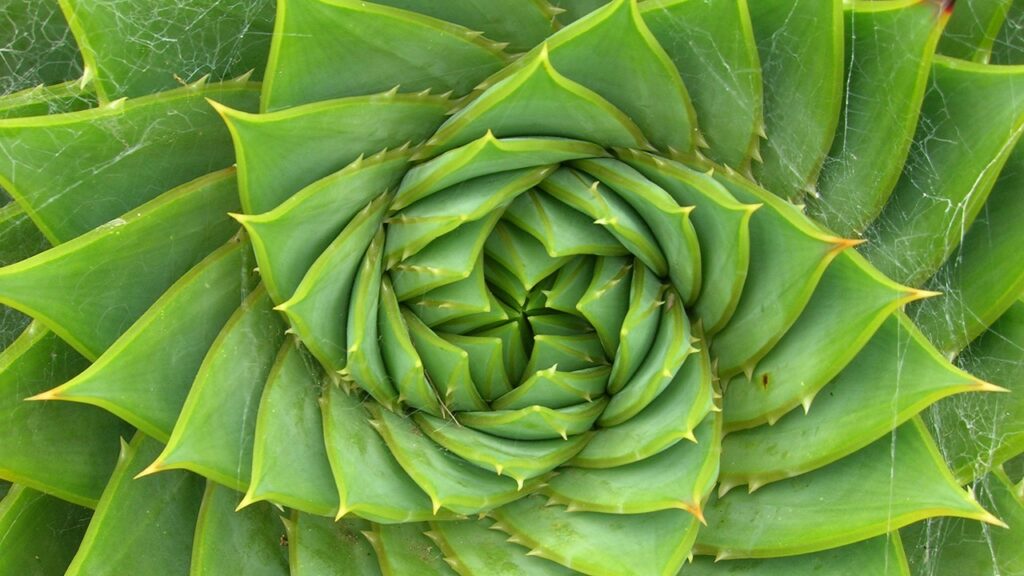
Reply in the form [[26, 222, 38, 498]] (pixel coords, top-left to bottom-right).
[[59, 0, 274, 100], [66, 434, 204, 576]]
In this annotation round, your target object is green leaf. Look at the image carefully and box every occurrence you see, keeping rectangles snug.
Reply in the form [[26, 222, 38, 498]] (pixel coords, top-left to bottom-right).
[[574, 158, 702, 304], [395, 134, 605, 211], [59, 0, 273, 100], [0, 323, 129, 507], [606, 262, 662, 387], [286, 512, 381, 576], [347, 230, 401, 408], [190, 482, 289, 576], [42, 239, 251, 442], [369, 404, 535, 516], [491, 494, 698, 576], [0, 168, 241, 359], [618, 149, 755, 336], [386, 166, 552, 268], [550, 0, 611, 24], [695, 418, 997, 559], [991, 0, 1024, 64], [415, 413, 590, 487], [243, 339, 340, 517], [575, 256, 632, 358], [150, 286, 284, 491], [863, 56, 1024, 286], [278, 193, 389, 372], [403, 310, 488, 412], [524, 333, 607, 376], [545, 413, 719, 518], [747, 0, 843, 201], [573, 342, 712, 468], [0, 485, 91, 575], [442, 333, 512, 402], [457, 399, 608, 441], [422, 46, 650, 156], [409, 258, 491, 328], [0, 78, 95, 118], [430, 517, 576, 576], [542, 0, 697, 154], [640, 0, 762, 167], [811, 0, 947, 236], [0, 81, 257, 243], [599, 290, 693, 426], [902, 469, 1023, 575], [912, 142, 1024, 355], [391, 212, 502, 301], [321, 385, 440, 523], [215, 92, 449, 214], [0, 0, 82, 94], [66, 434, 204, 576], [0, 202, 48, 350], [937, 0, 1012, 62], [485, 221, 571, 290], [720, 313, 990, 493], [368, 523, 457, 575], [378, 277, 443, 416], [493, 366, 608, 410], [504, 189, 627, 258], [686, 533, 910, 576], [237, 150, 409, 304], [722, 251, 920, 431], [368, 0, 555, 53], [925, 298, 1024, 483], [539, 168, 667, 277], [710, 171, 846, 378], [263, 0, 508, 110]]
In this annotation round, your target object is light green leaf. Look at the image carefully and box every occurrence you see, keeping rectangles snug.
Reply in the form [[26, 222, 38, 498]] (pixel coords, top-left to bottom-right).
[[0, 485, 91, 576], [0, 169, 241, 360], [263, 0, 507, 110], [368, 0, 555, 53], [491, 494, 698, 576], [151, 286, 284, 491], [42, 239, 251, 442], [422, 46, 649, 156], [723, 251, 921, 431], [321, 385, 440, 523], [59, 0, 273, 100], [243, 339, 339, 517], [863, 56, 1024, 286], [641, 0, 762, 168], [747, 0, 843, 201], [216, 92, 450, 214], [416, 413, 590, 487], [0, 323, 130, 507], [237, 151, 409, 304], [687, 533, 910, 576], [430, 517, 575, 576], [66, 434, 204, 576], [696, 418, 998, 559], [278, 193, 389, 372], [811, 0, 947, 237], [545, 413, 718, 518], [369, 404, 535, 516], [286, 512, 381, 576], [190, 482, 289, 576], [0, 81, 257, 243], [720, 312, 990, 492]]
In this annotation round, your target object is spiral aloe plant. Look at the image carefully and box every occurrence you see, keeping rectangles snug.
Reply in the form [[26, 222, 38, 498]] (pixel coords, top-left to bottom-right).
[[1, 0, 1023, 574]]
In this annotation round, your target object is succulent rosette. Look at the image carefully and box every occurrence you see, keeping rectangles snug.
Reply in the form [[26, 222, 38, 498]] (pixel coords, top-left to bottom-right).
[[0, 0, 1022, 574]]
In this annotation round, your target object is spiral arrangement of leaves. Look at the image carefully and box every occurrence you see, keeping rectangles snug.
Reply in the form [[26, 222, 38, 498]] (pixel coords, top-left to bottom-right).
[[0, 0, 1022, 574]]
